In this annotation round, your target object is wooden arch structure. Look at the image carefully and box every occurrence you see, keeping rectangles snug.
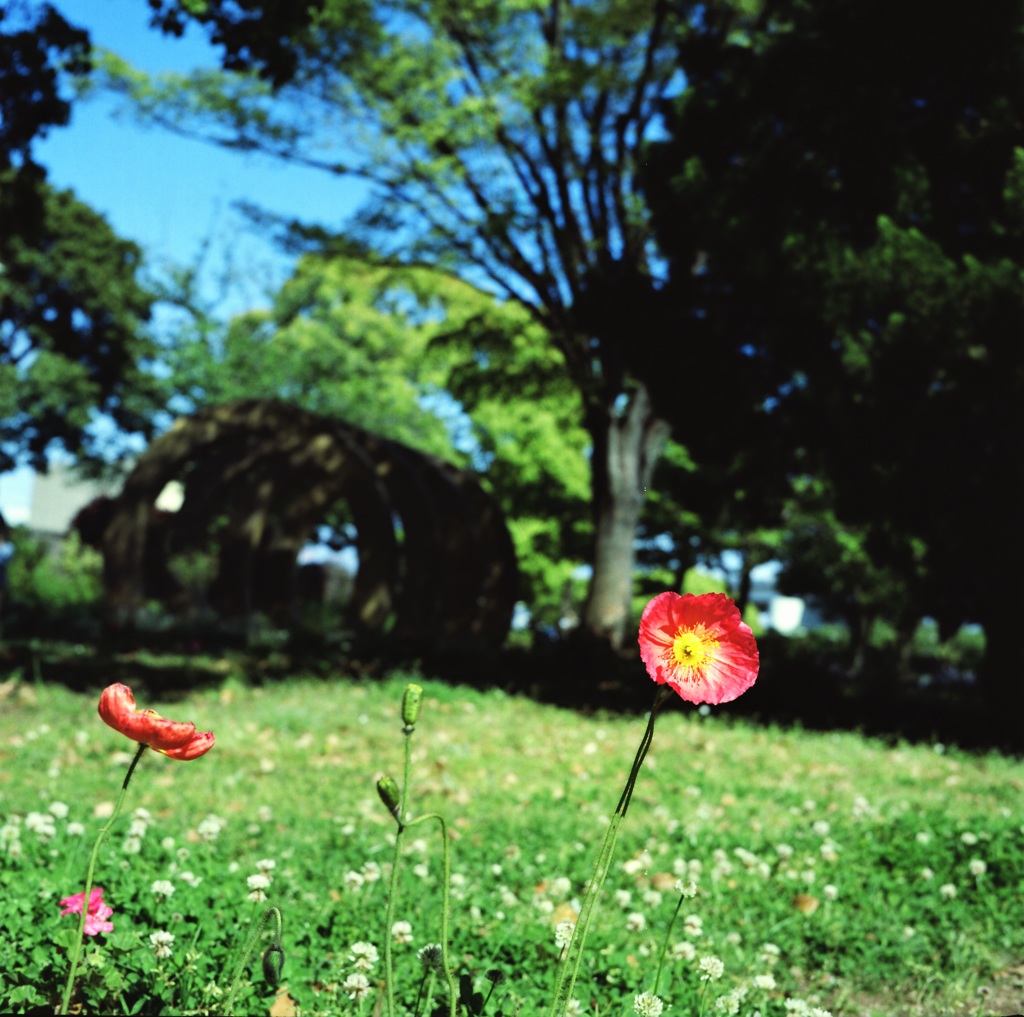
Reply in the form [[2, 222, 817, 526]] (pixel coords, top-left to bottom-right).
[[101, 400, 518, 649]]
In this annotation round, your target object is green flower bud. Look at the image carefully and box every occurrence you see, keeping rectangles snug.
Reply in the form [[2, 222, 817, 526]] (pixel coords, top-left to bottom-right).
[[262, 944, 285, 987], [377, 775, 402, 822], [401, 684, 423, 729]]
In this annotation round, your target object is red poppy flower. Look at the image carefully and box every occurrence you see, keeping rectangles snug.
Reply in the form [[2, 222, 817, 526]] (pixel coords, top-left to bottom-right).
[[638, 592, 759, 705], [98, 683, 215, 760]]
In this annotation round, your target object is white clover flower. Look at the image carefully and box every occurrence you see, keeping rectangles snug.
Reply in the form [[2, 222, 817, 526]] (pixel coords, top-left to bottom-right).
[[939, 883, 957, 899], [343, 973, 371, 1000], [752, 973, 776, 990], [902, 926, 916, 939], [549, 876, 572, 898], [622, 857, 646, 876], [614, 889, 633, 908], [714, 988, 747, 1015], [132, 807, 153, 825], [784, 1001, 810, 1015], [534, 896, 555, 914], [349, 941, 379, 971], [807, 1009, 833, 1017], [823, 884, 838, 900], [626, 912, 646, 932], [633, 992, 664, 1016], [418, 943, 443, 971], [122, 836, 142, 855], [391, 921, 413, 944], [671, 941, 697, 961], [919, 867, 935, 881], [128, 818, 150, 838], [812, 820, 830, 837], [25, 812, 56, 839], [344, 870, 365, 891], [0, 822, 20, 843], [961, 831, 978, 845], [724, 931, 742, 947], [255, 858, 277, 874], [178, 870, 202, 888], [67, 821, 85, 837], [565, 1001, 583, 1016], [775, 843, 794, 859], [151, 880, 176, 899], [197, 815, 226, 841], [48, 801, 69, 819], [642, 889, 663, 908], [555, 921, 575, 949], [699, 955, 725, 981], [150, 930, 175, 959], [734, 847, 759, 869], [820, 842, 839, 863], [683, 914, 703, 937], [675, 879, 697, 898], [968, 859, 987, 876], [413, 862, 430, 880], [362, 860, 382, 882]]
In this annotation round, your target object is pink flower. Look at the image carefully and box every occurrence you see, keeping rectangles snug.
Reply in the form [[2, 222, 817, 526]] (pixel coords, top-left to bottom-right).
[[60, 887, 114, 936], [638, 592, 759, 705]]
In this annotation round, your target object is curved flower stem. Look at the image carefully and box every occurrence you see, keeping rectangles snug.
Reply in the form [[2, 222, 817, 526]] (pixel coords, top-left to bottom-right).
[[405, 812, 457, 1017], [383, 723, 415, 1017], [59, 742, 147, 1016], [653, 888, 688, 996], [222, 905, 284, 1017], [546, 686, 674, 1017]]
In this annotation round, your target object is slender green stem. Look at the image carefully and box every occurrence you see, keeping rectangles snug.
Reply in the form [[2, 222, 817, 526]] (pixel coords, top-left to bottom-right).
[[59, 742, 147, 1016], [653, 887, 689, 996], [222, 905, 284, 1017], [546, 687, 673, 1017], [383, 726, 414, 1017], [406, 813, 457, 1017]]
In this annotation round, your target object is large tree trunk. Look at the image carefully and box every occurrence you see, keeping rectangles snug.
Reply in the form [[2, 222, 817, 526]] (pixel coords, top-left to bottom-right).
[[978, 597, 1024, 751], [582, 382, 671, 650]]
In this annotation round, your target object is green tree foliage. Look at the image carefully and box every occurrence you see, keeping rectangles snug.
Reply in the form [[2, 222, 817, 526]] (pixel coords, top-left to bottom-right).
[[646, 0, 1024, 720], [163, 254, 591, 629], [0, 2, 89, 169], [0, 181, 160, 472], [106, 0, 695, 647], [0, 3, 160, 472]]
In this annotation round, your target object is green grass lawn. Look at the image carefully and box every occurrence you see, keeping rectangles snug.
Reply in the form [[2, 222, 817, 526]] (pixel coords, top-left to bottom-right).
[[0, 666, 1021, 1016]]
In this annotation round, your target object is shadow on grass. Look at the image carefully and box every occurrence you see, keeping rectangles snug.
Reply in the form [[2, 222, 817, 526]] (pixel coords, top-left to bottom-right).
[[0, 627, 1017, 756]]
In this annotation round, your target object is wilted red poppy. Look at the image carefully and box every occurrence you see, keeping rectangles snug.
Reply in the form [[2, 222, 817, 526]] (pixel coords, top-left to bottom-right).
[[638, 592, 759, 705], [98, 683, 215, 760]]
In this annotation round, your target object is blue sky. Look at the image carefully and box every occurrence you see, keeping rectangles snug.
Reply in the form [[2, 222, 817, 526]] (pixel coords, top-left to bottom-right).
[[36, 0, 368, 310], [3, 0, 369, 521]]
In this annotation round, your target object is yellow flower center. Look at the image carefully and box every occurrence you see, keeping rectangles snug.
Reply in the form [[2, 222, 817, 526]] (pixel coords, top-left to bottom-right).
[[671, 624, 720, 683]]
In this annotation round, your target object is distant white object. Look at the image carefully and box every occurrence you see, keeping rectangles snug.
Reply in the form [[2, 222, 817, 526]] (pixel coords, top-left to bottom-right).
[[29, 464, 120, 536], [769, 595, 805, 634], [154, 481, 185, 512]]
